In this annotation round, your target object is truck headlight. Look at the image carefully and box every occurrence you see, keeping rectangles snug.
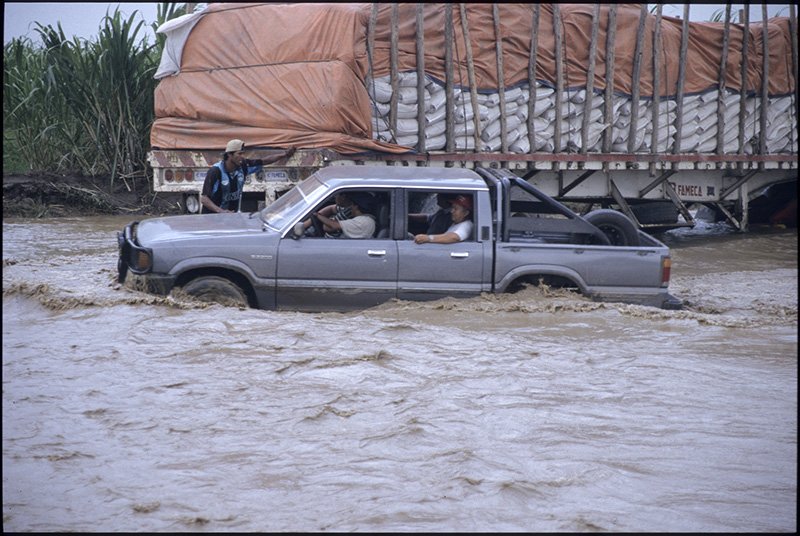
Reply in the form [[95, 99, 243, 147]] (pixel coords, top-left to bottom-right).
[[185, 194, 200, 214]]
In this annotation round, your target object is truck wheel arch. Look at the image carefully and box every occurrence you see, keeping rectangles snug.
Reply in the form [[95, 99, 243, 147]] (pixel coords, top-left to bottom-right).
[[496, 265, 588, 296]]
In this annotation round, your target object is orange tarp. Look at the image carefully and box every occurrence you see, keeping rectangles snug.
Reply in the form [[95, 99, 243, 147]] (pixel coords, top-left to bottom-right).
[[150, 3, 796, 153]]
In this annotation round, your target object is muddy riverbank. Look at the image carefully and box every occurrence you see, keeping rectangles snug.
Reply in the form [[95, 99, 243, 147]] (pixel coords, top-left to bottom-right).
[[2, 173, 182, 218]]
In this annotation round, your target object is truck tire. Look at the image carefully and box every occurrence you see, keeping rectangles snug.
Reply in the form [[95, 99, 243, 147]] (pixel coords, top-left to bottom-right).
[[584, 209, 640, 247], [181, 276, 248, 307], [630, 200, 678, 224]]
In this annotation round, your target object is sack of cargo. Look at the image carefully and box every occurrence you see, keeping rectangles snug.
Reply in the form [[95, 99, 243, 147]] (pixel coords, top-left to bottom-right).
[[151, 3, 796, 157]]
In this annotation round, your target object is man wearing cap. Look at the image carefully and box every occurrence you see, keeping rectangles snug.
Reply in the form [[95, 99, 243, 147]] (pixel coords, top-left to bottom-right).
[[414, 194, 473, 244], [313, 191, 376, 239], [200, 139, 295, 213], [409, 193, 456, 235]]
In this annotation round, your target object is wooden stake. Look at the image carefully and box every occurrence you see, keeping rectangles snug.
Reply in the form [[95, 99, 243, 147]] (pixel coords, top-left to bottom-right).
[[673, 4, 690, 158], [716, 4, 731, 155], [445, 4, 455, 153], [416, 3, 426, 154], [527, 5, 540, 158], [493, 3, 508, 153], [459, 4, 482, 151], [627, 4, 647, 154], [602, 5, 618, 160], [581, 3, 601, 154]]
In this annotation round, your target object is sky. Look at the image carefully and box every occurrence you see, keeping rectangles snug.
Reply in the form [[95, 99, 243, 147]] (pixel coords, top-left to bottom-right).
[[3, 3, 794, 45], [4, 3, 162, 44]]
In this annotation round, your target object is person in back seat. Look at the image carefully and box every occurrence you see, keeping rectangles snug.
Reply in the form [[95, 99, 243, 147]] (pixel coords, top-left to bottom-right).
[[414, 194, 473, 244], [409, 193, 455, 235]]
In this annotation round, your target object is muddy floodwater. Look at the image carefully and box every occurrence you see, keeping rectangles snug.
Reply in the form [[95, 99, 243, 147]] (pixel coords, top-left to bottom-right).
[[2, 215, 796, 532]]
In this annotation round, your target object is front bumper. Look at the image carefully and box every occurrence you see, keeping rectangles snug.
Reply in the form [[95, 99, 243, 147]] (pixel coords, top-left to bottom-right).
[[117, 222, 178, 295]]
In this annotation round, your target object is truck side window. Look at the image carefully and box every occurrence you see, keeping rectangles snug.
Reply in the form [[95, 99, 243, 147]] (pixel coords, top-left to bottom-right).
[[407, 191, 455, 237], [303, 190, 391, 239], [406, 190, 474, 243]]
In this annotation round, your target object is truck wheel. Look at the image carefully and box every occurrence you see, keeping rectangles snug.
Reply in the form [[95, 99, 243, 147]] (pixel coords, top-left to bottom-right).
[[181, 276, 248, 307], [585, 209, 640, 247]]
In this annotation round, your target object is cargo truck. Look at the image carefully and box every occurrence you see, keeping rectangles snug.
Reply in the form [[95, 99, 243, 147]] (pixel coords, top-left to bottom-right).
[[148, 3, 797, 231]]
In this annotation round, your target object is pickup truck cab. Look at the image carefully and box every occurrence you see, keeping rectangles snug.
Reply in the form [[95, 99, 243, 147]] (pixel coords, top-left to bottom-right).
[[118, 166, 681, 311]]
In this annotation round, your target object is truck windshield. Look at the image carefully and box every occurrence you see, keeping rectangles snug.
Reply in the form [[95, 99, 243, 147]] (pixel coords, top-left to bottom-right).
[[259, 174, 329, 231]]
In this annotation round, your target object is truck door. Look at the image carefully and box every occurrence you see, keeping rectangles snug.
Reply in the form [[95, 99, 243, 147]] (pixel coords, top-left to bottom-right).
[[275, 190, 398, 312], [397, 190, 488, 301]]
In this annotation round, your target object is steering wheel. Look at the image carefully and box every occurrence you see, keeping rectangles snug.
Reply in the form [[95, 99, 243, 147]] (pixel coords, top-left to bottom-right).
[[309, 212, 325, 237]]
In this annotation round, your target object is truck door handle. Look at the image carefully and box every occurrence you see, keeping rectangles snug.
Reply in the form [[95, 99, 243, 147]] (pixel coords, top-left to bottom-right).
[[450, 252, 469, 258], [367, 250, 386, 257]]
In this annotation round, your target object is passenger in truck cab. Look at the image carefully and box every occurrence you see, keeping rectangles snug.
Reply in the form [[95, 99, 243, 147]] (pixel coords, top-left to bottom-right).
[[414, 194, 473, 244], [200, 139, 295, 214], [408, 193, 456, 235]]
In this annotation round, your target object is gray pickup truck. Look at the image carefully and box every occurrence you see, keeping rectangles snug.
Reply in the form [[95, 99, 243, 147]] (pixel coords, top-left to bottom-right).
[[118, 166, 681, 311]]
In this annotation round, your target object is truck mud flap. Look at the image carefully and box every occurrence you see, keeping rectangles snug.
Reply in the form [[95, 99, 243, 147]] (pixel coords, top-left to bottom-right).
[[662, 293, 683, 310]]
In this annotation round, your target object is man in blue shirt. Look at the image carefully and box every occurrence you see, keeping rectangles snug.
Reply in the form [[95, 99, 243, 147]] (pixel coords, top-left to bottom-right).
[[200, 139, 295, 213]]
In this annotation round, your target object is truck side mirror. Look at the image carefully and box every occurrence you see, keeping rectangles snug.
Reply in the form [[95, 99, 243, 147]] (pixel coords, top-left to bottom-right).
[[292, 222, 305, 239]]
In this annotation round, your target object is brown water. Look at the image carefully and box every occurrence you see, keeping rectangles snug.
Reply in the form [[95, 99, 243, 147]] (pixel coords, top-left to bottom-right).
[[2, 216, 797, 532]]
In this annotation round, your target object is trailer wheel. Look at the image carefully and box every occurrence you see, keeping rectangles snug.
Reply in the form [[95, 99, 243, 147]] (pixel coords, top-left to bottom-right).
[[181, 276, 248, 307], [585, 209, 640, 247]]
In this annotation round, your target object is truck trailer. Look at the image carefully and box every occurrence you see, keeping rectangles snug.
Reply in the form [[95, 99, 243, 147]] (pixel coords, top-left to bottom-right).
[[148, 3, 798, 231]]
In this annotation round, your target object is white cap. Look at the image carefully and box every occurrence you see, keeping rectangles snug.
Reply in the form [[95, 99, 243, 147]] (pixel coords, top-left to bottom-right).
[[225, 139, 245, 153]]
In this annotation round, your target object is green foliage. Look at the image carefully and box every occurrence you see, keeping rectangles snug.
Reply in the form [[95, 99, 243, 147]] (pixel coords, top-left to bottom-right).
[[709, 8, 738, 23], [3, 2, 188, 191], [3, 33, 76, 173]]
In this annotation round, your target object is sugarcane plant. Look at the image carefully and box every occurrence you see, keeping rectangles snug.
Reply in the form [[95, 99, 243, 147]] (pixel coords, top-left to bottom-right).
[[3, 2, 188, 193]]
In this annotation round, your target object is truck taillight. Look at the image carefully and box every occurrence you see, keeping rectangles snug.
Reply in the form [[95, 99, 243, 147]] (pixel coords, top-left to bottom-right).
[[661, 256, 671, 287]]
